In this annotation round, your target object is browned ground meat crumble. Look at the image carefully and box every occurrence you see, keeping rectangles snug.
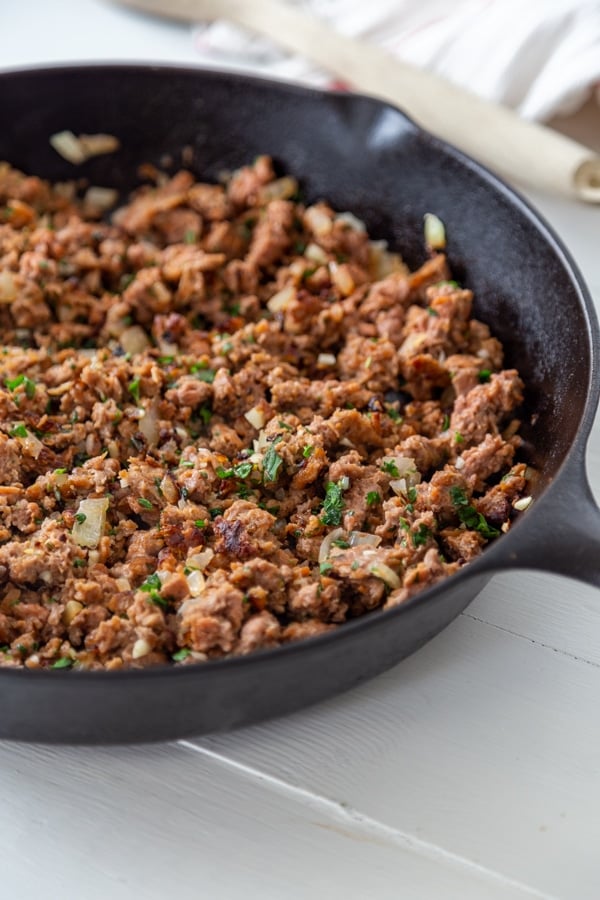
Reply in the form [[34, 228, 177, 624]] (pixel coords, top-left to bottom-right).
[[0, 156, 530, 670]]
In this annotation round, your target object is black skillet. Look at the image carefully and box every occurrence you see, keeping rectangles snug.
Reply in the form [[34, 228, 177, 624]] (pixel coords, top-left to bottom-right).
[[0, 64, 598, 743]]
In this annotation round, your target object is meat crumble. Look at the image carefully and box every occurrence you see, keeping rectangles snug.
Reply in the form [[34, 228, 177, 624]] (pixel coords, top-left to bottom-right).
[[0, 156, 530, 670]]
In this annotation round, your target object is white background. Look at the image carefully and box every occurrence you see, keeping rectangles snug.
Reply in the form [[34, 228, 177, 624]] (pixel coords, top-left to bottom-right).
[[2, 2, 600, 898]]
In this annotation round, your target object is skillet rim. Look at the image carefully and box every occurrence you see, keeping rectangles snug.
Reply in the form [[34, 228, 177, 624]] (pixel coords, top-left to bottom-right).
[[0, 60, 597, 684]]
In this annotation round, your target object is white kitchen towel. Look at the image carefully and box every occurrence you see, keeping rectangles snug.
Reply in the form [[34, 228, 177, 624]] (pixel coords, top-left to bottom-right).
[[192, 0, 600, 121]]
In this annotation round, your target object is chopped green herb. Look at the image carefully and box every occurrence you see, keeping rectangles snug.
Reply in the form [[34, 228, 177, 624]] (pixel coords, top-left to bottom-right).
[[332, 538, 350, 549], [442, 414, 450, 431], [54, 467, 67, 475], [184, 229, 197, 244], [52, 657, 73, 669], [381, 460, 399, 477], [454, 431, 464, 444], [320, 480, 346, 526], [138, 497, 153, 509], [195, 368, 216, 383], [73, 558, 86, 568], [478, 368, 492, 383], [194, 519, 207, 528], [119, 273, 135, 291], [128, 377, 141, 405], [302, 445, 314, 459], [263, 444, 283, 483], [386, 406, 402, 423], [157, 355, 175, 365], [10, 424, 28, 438], [320, 561, 333, 575], [449, 486, 499, 538], [234, 461, 253, 479], [412, 524, 430, 547], [427, 306, 439, 317], [278, 420, 293, 431], [180, 461, 195, 468], [172, 648, 192, 661], [301, 266, 317, 281], [407, 486, 418, 504], [209, 507, 224, 519], [366, 491, 381, 507], [140, 573, 161, 593], [74, 513, 87, 524], [449, 486, 469, 508]]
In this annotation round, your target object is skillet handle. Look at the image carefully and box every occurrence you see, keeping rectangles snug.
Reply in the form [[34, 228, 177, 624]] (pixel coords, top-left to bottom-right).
[[507, 459, 600, 588]]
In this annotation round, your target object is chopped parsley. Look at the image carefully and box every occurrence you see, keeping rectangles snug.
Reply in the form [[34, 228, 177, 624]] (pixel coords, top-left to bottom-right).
[[263, 444, 283, 483], [184, 229, 197, 244], [442, 414, 450, 431], [381, 460, 399, 477], [278, 420, 293, 431], [454, 431, 464, 444], [209, 507, 224, 519], [140, 572, 168, 607], [366, 491, 381, 506], [172, 648, 192, 661], [138, 497, 153, 509], [450, 485, 500, 539], [412, 524, 431, 547], [386, 406, 402, 423], [5, 374, 36, 398], [195, 368, 216, 384], [320, 561, 333, 575], [302, 445, 314, 459], [407, 486, 418, 504], [128, 376, 141, 405], [194, 519, 207, 528], [332, 538, 350, 549], [73, 558, 86, 568], [10, 423, 28, 438], [216, 461, 253, 480], [74, 513, 87, 524], [478, 368, 492, 383], [157, 355, 175, 365], [199, 406, 212, 425], [52, 657, 73, 669], [320, 480, 346, 526]]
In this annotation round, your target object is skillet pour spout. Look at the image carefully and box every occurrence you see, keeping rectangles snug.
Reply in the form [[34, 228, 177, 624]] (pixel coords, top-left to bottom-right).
[[0, 63, 598, 744]]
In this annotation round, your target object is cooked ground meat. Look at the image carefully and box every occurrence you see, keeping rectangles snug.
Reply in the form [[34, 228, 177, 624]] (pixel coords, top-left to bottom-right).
[[0, 157, 532, 670]]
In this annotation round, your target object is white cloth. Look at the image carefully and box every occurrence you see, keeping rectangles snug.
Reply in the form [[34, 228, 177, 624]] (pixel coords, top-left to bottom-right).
[[192, 0, 600, 121]]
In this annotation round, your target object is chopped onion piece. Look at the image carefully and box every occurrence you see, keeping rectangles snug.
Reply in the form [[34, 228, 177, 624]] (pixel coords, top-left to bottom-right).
[[13, 426, 44, 459], [455, 456, 465, 471], [0, 271, 17, 303], [54, 471, 68, 488], [305, 242, 328, 264], [50, 130, 120, 164], [138, 405, 159, 447], [329, 261, 355, 296], [319, 527, 346, 564], [72, 497, 109, 549], [120, 325, 150, 355], [187, 548, 214, 571], [305, 206, 332, 237], [132, 638, 151, 660], [335, 211, 366, 232], [115, 577, 131, 592], [349, 531, 382, 548], [258, 176, 298, 202], [317, 353, 336, 367], [245, 405, 266, 429], [186, 569, 206, 598], [339, 475, 350, 490], [370, 561, 401, 589], [267, 285, 296, 313], [513, 495, 533, 511], [63, 600, 83, 626], [424, 212, 446, 250], [84, 186, 119, 211]]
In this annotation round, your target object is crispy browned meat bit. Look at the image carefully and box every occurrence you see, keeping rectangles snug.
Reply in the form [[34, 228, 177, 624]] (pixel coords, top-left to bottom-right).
[[0, 157, 531, 670]]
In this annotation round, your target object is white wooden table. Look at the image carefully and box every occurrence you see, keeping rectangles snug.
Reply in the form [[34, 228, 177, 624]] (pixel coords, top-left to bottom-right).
[[3, 4, 600, 898]]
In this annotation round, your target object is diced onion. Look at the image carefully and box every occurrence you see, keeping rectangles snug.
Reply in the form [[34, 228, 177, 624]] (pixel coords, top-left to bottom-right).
[[245, 406, 266, 429], [370, 561, 401, 589], [267, 285, 296, 313], [13, 426, 44, 459], [187, 548, 214, 571], [329, 261, 355, 296], [349, 531, 382, 548], [424, 213, 446, 250], [115, 577, 131, 592], [455, 457, 465, 470], [335, 211, 366, 232], [305, 206, 333, 237], [63, 600, 83, 626], [159, 474, 179, 504], [317, 353, 336, 367], [0, 271, 17, 303], [54, 471, 68, 487], [120, 325, 150, 355], [319, 527, 346, 564], [339, 475, 350, 490], [50, 130, 120, 164], [258, 176, 298, 202], [305, 242, 329, 264], [138, 405, 159, 447], [72, 497, 109, 549], [84, 186, 119, 211], [513, 496, 533, 511], [132, 638, 151, 660], [186, 569, 206, 598]]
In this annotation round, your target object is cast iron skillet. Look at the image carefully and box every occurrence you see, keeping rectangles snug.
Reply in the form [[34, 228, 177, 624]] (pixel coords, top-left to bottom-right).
[[0, 64, 598, 743]]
